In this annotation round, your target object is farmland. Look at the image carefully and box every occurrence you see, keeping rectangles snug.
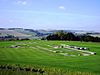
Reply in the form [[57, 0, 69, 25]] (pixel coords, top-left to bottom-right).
[[0, 40, 100, 75]]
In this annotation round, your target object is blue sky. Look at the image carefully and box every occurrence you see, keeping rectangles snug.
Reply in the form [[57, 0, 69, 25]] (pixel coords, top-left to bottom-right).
[[0, 0, 100, 32]]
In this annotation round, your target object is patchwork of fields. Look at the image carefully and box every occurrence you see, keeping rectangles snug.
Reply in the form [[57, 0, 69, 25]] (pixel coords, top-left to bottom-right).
[[0, 40, 100, 75]]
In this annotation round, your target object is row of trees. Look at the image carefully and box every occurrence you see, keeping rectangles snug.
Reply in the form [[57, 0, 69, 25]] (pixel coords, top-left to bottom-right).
[[0, 35, 30, 41], [42, 31, 100, 42]]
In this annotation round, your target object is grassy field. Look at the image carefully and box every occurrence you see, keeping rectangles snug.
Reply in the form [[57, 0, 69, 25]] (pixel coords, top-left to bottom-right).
[[0, 40, 100, 75]]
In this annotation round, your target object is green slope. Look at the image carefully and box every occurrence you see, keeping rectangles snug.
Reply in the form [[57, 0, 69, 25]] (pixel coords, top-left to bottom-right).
[[0, 40, 100, 75]]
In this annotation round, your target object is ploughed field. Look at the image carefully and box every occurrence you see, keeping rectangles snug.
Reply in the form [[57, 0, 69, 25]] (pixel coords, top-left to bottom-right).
[[0, 40, 100, 75]]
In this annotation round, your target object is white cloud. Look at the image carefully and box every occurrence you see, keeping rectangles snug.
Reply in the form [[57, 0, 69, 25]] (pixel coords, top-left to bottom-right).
[[17, 1, 22, 4], [16, 0, 27, 5], [22, 1, 27, 5], [59, 6, 66, 10], [9, 20, 13, 23]]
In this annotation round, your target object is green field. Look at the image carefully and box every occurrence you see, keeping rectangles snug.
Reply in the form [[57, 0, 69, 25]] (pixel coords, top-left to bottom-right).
[[0, 40, 100, 75]]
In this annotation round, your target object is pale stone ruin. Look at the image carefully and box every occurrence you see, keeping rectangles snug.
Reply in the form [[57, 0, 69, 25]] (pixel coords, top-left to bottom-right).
[[53, 44, 96, 55]]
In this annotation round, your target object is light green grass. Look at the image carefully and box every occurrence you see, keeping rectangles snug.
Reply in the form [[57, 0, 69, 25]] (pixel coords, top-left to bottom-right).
[[0, 40, 100, 75]]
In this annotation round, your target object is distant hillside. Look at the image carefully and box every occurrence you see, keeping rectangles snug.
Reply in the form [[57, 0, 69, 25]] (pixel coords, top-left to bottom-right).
[[87, 33, 100, 38], [0, 30, 32, 39], [0, 28, 100, 39], [8, 28, 54, 37], [0, 28, 53, 39]]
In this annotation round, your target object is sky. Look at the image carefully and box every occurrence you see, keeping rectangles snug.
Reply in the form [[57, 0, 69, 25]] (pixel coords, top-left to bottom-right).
[[0, 0, 100, 32]]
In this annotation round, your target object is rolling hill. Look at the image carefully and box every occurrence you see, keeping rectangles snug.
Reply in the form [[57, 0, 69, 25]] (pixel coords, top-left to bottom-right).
[[0, 28, 100, 39]]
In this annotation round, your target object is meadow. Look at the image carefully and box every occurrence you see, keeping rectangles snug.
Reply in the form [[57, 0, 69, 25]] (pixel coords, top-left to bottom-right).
[[0, 40, 100, 75]]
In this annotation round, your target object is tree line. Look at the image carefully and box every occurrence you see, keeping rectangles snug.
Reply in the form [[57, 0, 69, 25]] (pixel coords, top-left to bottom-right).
[[0, 35, 30, 41], [42, 31, 100, 42]]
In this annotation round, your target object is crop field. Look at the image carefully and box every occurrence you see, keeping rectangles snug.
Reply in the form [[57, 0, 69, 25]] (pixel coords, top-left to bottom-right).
[[0, 40, 100, 75]]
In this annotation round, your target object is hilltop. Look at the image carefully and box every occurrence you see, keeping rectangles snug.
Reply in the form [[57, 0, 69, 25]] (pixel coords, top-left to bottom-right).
[[0, 28, 100, 40]]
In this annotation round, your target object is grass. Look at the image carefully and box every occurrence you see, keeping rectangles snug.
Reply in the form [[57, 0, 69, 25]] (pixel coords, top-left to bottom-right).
[[0, 40, 100, 75]]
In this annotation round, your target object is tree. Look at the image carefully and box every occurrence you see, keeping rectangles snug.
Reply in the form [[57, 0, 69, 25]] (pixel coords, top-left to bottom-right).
[[66, 32, 76, 41], [45, 31, 100, 42]]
